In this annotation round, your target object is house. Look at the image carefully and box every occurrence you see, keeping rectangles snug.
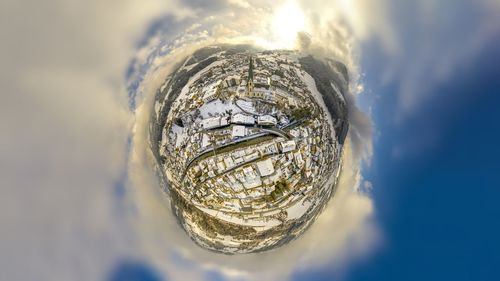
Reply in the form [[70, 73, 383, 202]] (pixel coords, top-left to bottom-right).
[[231, 113, 255, 125], [279, 140, 297, 153], [294, 152, 304, 167], [224, 156, 235, 169], [232, 125, 246, 138], [200, 116, 221, 130], [201, 133, 211, 149], [257, 115, 277, 126], [256, 158, 275, 177], [202, 80, 222, 102]]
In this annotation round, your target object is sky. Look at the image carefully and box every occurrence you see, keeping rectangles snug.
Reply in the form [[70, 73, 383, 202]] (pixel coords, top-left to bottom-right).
[[1, 0, 500, 281]]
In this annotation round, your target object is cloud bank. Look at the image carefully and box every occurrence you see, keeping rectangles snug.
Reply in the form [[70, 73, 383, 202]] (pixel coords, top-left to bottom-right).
[[0, 0, 183, 280]]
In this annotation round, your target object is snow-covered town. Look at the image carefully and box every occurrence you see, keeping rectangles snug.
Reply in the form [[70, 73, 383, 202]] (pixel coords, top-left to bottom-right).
[[153, 47, 346, 253]]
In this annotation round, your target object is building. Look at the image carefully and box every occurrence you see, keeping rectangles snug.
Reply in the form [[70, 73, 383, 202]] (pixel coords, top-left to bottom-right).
[[287, 96, 298, 107], [273, 90, 289, 104], [201, 133, 211, 149], [249, 87, 272, 99], [224, 156, 235, 169], [220, 116, 229, 126], [202, 80, 222, 102], [247, 89, 265, 99], [279, 140, 297, 153], [217, 161, 226, 172], [269, 74, 281, 85], [200, 116, 222, 130], [247, 57, 254, 95], [224, 75, 241, 87], [236, 86, 246, 96], [256, 158, 275, 177], [243, 176, 262, 189], [231, 113, 255, 125], [294, 152, 304, 167], [232, 125, 246, 138], [254, 75, 269, 88], [289, 129, 300, 138], [278, 114, 289, 126], [257, 115, 277, 126], [244, 152, 259, 162]]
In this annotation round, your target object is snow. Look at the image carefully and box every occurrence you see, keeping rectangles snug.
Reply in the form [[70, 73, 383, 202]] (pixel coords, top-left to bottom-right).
[[216, 234, 242, 246], [154, 100, 161, 118], [170, 124, 187, 148], [295, 67, 336, 134], [171, 59, 227, 111], [286, 198, 311, 220], [198, 99, 242, 119], [256, 158, 275, 177], [159, 127, 168, 156], [330, 82, 346, 105], [235, 99, 256, 114], [159, 79, 169, 93], [196, 205, 282, 229], [160, 127, 168, 148], [232, 125, 246, 138]]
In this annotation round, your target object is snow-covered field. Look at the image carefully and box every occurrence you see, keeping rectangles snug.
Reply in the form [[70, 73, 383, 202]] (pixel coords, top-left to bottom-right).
[[331, 82, 346, 105], [295, 67, 336, 135], [286, 198, 312, 220], [198, 99, 242, 118], [171, 59, 227, 111], [196, 205, 282, 230]]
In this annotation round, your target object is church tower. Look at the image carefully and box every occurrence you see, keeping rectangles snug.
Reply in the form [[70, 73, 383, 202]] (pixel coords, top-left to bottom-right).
[[247, 56, 254, 97]]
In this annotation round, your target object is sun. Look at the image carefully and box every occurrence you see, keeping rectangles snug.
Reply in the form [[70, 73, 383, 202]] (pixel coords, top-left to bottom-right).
[[270, 1, 307, 49]]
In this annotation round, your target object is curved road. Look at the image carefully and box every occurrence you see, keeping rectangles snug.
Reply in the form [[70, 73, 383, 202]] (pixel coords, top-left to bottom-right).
[[181, 124, 293, 180]]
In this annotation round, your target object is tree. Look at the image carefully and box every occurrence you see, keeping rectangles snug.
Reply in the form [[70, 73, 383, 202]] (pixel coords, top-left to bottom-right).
[[290, 107, 309, 120]]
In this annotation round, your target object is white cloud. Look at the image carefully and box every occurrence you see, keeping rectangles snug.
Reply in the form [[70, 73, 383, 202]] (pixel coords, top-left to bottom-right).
[[370, 0, 500, 122], [0, 0, 192, 280]]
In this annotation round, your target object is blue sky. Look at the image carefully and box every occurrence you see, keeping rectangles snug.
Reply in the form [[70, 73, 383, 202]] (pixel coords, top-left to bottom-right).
[[350, 38, 500, 281], [291, 19, 500, 281]]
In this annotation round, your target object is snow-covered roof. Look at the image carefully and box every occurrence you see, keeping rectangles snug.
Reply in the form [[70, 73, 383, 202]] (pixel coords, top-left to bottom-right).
[[256, 158, 275, 177], [257, 115, 277, 125], [280, 140, 297, 153], [231, 113, 255, 125], [232, 125, 246, 138], [200, 116, 221, 129]]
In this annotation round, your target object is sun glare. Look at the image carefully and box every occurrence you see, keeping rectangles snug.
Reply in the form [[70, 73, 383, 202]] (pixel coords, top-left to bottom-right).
[[270, 1, 307, 49]]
